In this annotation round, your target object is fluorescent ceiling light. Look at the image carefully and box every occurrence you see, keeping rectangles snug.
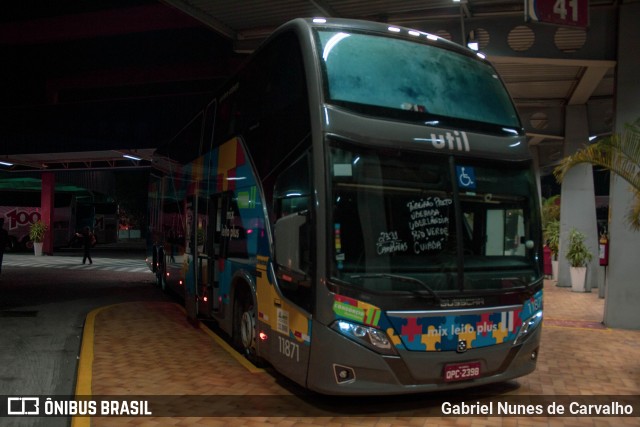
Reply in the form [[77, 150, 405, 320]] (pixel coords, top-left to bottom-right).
[[322, 32, 350, 61], [0, 161, 13, 166], [123, 154, 142, 161]]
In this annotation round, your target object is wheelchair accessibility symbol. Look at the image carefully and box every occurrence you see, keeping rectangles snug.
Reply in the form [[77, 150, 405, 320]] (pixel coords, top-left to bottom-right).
[[456, 166, 476, 190]]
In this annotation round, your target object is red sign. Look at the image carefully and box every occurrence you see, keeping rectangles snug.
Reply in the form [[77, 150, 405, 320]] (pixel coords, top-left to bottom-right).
[[5, 208, 41, 230], [443, 361, 481, 382], [526, 0, 589, 28]]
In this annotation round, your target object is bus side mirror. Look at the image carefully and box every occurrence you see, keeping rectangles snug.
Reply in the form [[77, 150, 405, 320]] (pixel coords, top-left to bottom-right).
[[274, 211, 308, 276]]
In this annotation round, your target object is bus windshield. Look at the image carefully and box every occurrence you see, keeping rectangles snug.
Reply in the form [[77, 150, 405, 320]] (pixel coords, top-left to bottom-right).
[[329, 141, 542, 293], [316, 29, 521, 131]]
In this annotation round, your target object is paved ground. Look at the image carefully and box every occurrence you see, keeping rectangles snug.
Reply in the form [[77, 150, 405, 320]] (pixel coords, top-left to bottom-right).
[[2, 253, 151, 274], [0, 245, 164, 427], [1, 248, 638, 427], [83, 281, 639, 427]]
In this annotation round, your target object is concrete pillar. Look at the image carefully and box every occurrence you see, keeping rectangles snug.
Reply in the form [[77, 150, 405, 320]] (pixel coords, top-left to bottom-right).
[[604, 1, 640, 329], [530, 145, 543, 209], [557, 105, 599, 291], [41, 172, 55, 255]]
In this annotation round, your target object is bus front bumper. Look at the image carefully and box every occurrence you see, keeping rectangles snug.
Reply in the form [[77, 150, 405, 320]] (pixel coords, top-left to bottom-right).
[[305, 321, 541, 396]]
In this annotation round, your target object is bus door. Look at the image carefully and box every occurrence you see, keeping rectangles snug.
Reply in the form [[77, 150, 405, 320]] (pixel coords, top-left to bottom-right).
[[199, 192, 228, 317], [187, 194, 209, 320], [268, 151, 314, 386], [184, 196, 198, 322]]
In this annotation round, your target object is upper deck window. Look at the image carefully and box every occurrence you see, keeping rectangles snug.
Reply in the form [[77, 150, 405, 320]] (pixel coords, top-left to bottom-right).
[[316, 29, 521, 131]]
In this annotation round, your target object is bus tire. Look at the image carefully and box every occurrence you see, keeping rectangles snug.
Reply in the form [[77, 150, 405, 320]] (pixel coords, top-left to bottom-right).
[[233, 285, 264, 366], [151, 245, 158, 273], [157, 265, 166, 291], [156, 247, 166, 291]]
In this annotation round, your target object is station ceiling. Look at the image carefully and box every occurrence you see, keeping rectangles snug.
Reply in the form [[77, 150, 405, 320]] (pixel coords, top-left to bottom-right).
[[0, 0, 621, 174]]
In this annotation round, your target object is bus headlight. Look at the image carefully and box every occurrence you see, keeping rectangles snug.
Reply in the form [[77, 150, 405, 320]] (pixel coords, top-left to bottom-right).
[[331, 320, 398, 356], [513, 311, 543, 346]]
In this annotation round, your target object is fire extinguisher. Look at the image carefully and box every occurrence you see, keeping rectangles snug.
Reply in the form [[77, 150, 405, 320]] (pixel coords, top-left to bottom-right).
[[599, 233, 609, 266]]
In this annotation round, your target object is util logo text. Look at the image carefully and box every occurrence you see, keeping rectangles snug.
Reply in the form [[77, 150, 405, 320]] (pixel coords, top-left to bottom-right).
[[430, 131, 470, 152]]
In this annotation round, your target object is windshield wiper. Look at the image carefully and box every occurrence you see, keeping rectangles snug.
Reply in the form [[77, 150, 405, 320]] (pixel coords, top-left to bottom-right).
[[350, 273, 441, 303], [491, 277, 534, 288]]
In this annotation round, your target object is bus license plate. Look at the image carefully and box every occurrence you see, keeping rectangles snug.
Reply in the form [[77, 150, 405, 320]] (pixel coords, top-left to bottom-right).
[[443, 361, 481, 382]]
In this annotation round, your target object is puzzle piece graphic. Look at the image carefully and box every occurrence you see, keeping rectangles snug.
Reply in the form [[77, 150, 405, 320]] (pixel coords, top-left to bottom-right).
[[420, 326, 442, 351], [492, 322, 509, 344], [387, 327, 403, 348], [401, 317, 423, 343]]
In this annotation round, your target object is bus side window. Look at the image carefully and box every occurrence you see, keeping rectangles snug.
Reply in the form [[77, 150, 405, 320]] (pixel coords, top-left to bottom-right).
[[273, 152, 311, 219], [273, 152, 314, 312], [485, 208, 525, 256]]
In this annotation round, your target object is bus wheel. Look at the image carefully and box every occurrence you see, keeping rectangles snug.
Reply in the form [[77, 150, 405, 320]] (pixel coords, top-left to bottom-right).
[[156, 266, 165, 290], [157, 263, 167, 291], [240, 310, 254, 351], [234, 292, 254, 352], [233, 289, 263, 366], [156, 248, 166, 290]]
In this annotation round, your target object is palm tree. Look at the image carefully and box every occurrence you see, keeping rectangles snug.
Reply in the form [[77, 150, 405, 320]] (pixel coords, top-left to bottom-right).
[[554, 118, 640, 231]]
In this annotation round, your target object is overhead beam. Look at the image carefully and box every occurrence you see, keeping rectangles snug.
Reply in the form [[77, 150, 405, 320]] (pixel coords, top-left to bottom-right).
[[308, 0, 339, 17], [0, 4, 199, 45], [45, 62, 238, 103], [161, 0, 236, 40], [528, 136, 546, 146], [488, 56, 616, 69], [569, 65, 612, 105], [527, 132, 565, 141]]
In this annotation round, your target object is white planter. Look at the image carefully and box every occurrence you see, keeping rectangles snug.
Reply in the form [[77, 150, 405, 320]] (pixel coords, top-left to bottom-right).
[[570, 266, 587, 292], [33, 242, 44, 256]]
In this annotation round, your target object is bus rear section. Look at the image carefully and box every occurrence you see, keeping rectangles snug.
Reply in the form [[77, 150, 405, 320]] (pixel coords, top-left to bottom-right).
[[0, 191, 77, 250]]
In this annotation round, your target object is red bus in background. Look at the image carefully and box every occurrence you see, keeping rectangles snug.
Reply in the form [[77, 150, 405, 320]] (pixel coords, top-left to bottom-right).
[[0, 191, 77, 251], [0, 190, 118, 251]]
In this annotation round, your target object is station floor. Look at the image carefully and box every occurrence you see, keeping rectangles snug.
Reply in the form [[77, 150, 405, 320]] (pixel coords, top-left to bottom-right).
[[74, 280, 640, 427]]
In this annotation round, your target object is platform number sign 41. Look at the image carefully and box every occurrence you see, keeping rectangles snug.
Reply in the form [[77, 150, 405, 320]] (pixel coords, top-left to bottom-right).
[[526, 0, 589, 28], [553, 0, 579, 22]]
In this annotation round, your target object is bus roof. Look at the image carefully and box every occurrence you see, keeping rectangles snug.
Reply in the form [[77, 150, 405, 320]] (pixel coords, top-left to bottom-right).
[[273, 17, 477, 59]]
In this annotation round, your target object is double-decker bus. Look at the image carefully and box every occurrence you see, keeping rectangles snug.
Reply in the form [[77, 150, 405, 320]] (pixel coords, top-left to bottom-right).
[[147, 18, 543, 395]]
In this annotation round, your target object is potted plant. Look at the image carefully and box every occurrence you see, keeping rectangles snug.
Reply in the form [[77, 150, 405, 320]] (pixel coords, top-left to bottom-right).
[[29, 220, 48, 256], [544, 219, 560, 280], [565, 228, 593, 292], [542, 195, 561, 228]]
